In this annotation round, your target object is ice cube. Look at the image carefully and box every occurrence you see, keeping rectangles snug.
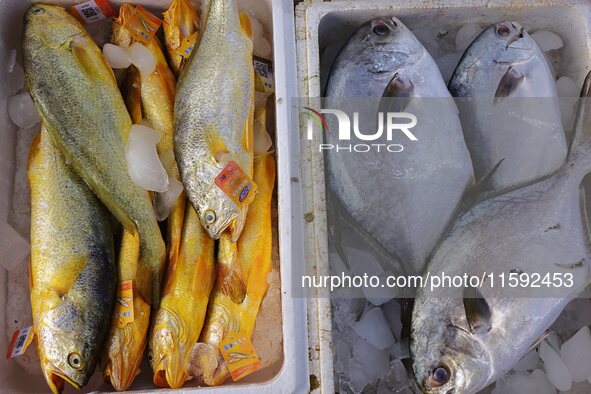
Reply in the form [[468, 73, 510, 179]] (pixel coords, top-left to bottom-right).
[[0, 222, 30, 271], [352, 337, 389, 382], [363, 271, 398, 305], [333, 339, 351, 374], [560, 326, 591, 382], [352, 307, 395, 350], [531, 30, 564, 52], [8, 63, 25, 95], [455, 23, 482, 53], [540, 340, 572, 391], [513, 348, 540, 372], [381, 299, 402, 341], [125, 124, 169, 192], [155, 177, 183, 221], [383, 358, 410, 391], [493, 370, 555, 394], [8, 92, 41, 129], [103, 43, 132, 69], [128, 43, 156, 76], [249, 15, 272, 58], [332, 298, 365, 331], [388, 338, 410, 360], [347, 359, 371, 393]]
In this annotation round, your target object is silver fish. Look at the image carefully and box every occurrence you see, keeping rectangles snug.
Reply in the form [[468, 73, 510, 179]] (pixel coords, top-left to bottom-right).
[[449, 21, 567, 190], [324, 16, 474, 275], [411, 72, 591, 394]]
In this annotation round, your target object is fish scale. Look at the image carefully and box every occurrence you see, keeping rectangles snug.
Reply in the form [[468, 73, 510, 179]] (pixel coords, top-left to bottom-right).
[[29, 126, 116, 394], [411, 72, 591, 394], [22, 4, 165, 307]]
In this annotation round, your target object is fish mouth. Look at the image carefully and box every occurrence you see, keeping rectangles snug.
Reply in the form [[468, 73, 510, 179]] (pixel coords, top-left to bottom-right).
[[153, 356, 189, 389], [103, 350, 143, 391], [43, 363, 82, 394]]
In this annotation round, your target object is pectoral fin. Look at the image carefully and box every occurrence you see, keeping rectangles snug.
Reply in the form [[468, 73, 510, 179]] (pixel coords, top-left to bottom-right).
[[379, 73, 414, 114], [239, 11, 253, 40], [460, 159, 504, 210], [463, 287, 492, 333], [494, 67, 524, 105]]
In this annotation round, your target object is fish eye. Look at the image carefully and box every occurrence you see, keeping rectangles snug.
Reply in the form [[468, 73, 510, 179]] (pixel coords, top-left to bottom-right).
[[31, 7, 45, 14], [204, 210, 216, 225], [373, 22, 390, 36], [432, 365, 450, 386], [67, 353, 83, 370], [147, 351, 154, 362], [496, 24, 511, 37]]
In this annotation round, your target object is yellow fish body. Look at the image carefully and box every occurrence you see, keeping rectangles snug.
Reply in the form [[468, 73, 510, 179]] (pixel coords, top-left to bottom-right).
[[22, 4, 165, 306], [163, 0, 200, 77], [196, 153, 276, 385], [174, 0, 255, 241], [29, 126, 117, 394]]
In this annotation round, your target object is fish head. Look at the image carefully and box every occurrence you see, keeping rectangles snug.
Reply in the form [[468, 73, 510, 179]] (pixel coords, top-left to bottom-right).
[[411, 302, 491, 394], [150, 308, 188, 388], [478, 21, 535, 64], [341, 16, 421, 77], [25, 5, 84, 49], [36, 302, 99, 393]]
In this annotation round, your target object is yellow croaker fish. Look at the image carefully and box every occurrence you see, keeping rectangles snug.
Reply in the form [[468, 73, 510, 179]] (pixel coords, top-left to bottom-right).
[[150, 206, 215, 388], [175, 0, 255, 241], [194, 153, 276, 385], [101, 52, 153, 392], [163, 0, 200, 77], [29, 126, 117, 394], [22, 4, 165, 305], [112, 3, 186, 273]]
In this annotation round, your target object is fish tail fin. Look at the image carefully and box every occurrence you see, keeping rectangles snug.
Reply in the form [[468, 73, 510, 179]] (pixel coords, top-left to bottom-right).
[[568, 70, 591, 177], [239, 11, 253, 41], [217, 232, 246, 304]]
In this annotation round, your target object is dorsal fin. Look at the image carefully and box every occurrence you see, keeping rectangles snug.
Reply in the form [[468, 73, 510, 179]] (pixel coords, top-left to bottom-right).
[[460, 159, 504, 210]]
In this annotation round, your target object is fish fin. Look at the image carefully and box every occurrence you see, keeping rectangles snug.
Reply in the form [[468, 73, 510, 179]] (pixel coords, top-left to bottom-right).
[[206, 129, 230, 163], [379, 73, 414, 114], [239, 11, 253, 41], [70, 35, 116, 85], [218, 233, 246, 303], [460, 159, 504, 210], [230, 205, 249, 243], [494, 67, 524, 105], [462, 287, 492, 333], [326, 189, 407, 276], [528, 331, 549, 352]]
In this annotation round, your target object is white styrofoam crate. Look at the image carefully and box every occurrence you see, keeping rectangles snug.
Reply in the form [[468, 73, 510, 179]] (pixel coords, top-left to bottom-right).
[[0, 0, 309, 392], [296, 1, 591, 393]]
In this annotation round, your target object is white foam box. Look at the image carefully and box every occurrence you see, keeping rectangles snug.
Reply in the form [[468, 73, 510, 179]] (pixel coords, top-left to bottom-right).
[[296, 0, 591, 392], [0, 0, 309, 392]]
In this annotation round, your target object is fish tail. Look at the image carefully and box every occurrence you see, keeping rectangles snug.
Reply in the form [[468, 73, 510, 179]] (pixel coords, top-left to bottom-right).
[[568, 70, 591, 179]]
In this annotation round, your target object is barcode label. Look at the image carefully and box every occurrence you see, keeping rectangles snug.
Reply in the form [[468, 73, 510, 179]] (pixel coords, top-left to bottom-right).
[[6, 326, 34, 359], [72, 0, 113, 24], [253, 56, 274, 93]]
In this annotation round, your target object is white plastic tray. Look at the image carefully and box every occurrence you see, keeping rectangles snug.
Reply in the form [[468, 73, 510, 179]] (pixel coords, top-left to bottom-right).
[[296, 1, 591, 393], [0, 0, 309, 392]]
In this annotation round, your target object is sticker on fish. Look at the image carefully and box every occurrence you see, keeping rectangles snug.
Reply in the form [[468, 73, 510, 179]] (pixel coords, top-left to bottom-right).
[[6, 326, 34, 359], [71, 0, 114, 24], [254, 56, 274, 93], [176, 32, 198, 58], [219, 331, 261, 381], [119, 5, 162, 44], [114, 280, 134, 328], [215, 161, 257, 206]]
